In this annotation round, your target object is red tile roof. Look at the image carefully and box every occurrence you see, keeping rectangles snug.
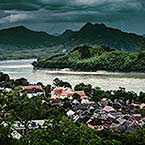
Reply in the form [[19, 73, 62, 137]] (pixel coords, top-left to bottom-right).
[[131, 114, 142, 119], [140, 103, 145, 109], [51, 87, 89, 99], [22, 85, 44, 91]]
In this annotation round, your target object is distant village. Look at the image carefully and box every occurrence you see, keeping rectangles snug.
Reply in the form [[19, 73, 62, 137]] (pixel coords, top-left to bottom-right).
[[1, 72, 145, 140]]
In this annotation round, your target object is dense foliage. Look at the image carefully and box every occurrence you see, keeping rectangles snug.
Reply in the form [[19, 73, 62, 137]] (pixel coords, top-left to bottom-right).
[[33, 45, 145, 72]]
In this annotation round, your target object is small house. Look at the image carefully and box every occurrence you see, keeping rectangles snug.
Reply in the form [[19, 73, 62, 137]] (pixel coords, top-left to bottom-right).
[[21, 85, 45, 97]]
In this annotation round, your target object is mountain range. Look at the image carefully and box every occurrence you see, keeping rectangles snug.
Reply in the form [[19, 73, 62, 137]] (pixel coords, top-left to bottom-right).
[[0, 22, 145, 60]]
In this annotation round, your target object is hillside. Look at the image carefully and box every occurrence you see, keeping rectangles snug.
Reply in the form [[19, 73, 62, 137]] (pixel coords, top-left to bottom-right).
[[0, 26, 59, 49], [59, 22, 145, 52], [0, 26, 62, 60], [0, 23, 145, 60], [32, 45, 145, 72]]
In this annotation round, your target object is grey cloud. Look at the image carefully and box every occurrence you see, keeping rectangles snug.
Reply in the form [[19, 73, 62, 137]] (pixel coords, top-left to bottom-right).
[[0, 0, 143, 11], [0, 0, 144, 34], [0, 14, 32, 24]]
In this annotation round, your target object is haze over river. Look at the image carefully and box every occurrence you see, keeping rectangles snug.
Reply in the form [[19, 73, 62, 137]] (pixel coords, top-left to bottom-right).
[[0, 59, 145, 93]]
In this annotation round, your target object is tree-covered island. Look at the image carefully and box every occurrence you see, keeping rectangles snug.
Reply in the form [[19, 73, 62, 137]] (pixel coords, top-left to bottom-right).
[[32, 45, 145, 72]]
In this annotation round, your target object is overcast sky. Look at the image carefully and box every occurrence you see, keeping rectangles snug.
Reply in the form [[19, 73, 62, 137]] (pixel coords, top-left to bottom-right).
[[0, 0, 145, 34]]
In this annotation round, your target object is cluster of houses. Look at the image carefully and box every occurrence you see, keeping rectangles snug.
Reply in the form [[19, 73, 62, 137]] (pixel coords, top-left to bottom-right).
[[50, 87, 145, 131], [1, 120, 46, 140], [67, 98, 145, 131], [1, 84, 145, 139]]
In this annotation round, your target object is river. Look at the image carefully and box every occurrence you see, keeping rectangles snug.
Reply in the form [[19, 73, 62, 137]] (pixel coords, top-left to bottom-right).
[[0, 59, 145, 93]]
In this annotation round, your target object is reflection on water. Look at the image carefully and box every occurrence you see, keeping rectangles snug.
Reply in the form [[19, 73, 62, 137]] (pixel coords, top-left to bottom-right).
[[0, 59, 145, 93]]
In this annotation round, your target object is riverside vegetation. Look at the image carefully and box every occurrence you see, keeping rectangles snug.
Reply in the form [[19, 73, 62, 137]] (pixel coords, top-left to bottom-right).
[[1, 72, 145, 145]]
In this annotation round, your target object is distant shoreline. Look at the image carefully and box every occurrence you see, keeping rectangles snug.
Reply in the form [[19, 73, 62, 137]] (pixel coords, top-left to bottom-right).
[[34, 67, 145, 74], [34, 68, 145, 78], [0, 57, 37, 61]]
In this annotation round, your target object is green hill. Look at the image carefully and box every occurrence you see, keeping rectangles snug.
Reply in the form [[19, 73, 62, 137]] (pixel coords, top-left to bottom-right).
[[59, 22, 145, 52], [0, 26, 62, 60], [0, 23, 145, 60], [32, 45, 145, 72]]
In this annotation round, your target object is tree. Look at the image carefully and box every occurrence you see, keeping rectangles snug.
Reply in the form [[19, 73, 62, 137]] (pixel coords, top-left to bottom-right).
[[88, 139, 103, 145], [14, 78, 29, 86], [3, 79, 15, 88], [51, 140, 64, 145], [91, 87, 104, 102], [72, 93, 81, 102], [79, 45, 91, 59], [19, 130, 50, 145], [139, 92, 145, 102], [53, 78, 72, 88], [12, 96, 43, 134], [44, 84, 52, 97], [0, 72, 10, 85], [74, 83, 92, 97], [0, 123, 18, 145]]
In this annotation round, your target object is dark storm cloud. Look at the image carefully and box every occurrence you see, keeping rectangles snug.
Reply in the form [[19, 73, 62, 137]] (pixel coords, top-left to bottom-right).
[[0, 0, 144, 34], [0, 0, 144, 12], [0, 0, 40, 11]]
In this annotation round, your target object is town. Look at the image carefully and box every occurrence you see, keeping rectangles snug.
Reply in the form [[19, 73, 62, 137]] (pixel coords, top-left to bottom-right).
[[1, 72, 145, 145]]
